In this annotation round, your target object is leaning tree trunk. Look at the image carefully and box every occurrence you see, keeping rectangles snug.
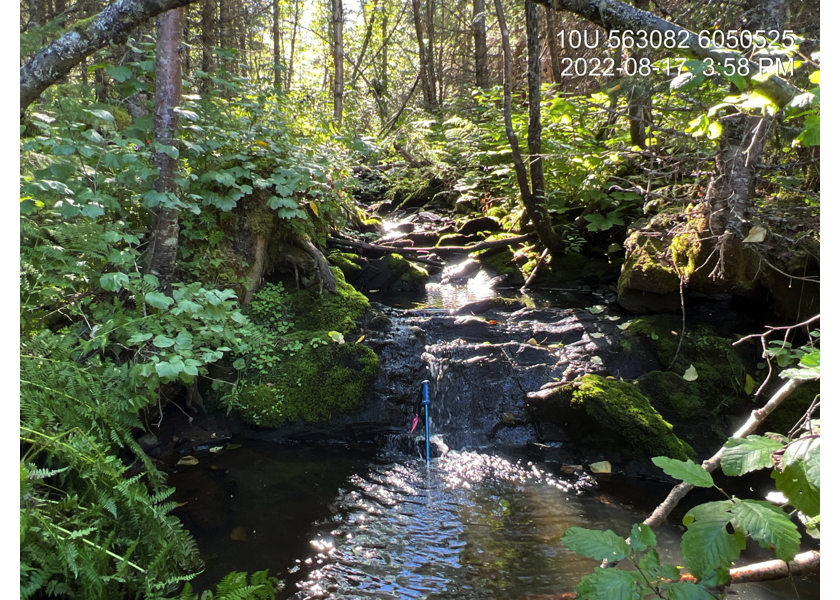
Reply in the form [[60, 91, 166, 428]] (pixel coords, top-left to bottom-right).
[[145, 8, 184, 289], [472, 0, 489, 88], [332, 0, 345, 124], [20, 0, 200, 117], [492, 0, 563, 257]]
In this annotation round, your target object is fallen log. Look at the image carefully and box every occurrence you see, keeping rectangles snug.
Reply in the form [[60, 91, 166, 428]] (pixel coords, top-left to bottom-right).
[[328, 237, 444, 267], [679, 550, 820, 586]]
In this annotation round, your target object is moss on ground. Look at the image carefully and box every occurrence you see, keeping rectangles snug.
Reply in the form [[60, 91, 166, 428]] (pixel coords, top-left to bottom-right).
[[238, 334, 379, 427], [329, 251, 364, 275], [568, 374, 694, 460]]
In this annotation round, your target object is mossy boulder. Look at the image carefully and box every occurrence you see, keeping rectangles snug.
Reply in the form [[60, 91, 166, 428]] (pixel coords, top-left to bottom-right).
[[386, 253, 429, 284], [238, 334, 379, 427], [623, 315, 750, 410], [477, 247, 524, 284], [636, 370, 705, 420], [529, 374, 694, 460], [286, 267, 371, 332]]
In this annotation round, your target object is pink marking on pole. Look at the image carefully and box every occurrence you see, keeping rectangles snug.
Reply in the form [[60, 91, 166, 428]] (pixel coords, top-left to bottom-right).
[[409, 414, 419, 435]]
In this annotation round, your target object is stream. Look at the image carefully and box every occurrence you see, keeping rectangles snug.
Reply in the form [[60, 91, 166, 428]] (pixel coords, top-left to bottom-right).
[[169, 257, 819, 599]]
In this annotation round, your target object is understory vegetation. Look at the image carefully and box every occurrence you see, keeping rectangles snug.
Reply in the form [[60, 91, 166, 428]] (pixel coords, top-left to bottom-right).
[[20, 0, 819, 597]]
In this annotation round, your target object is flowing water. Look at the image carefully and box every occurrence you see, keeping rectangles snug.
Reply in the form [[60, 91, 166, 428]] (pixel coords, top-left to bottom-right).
[[170, 255, 818, 598]]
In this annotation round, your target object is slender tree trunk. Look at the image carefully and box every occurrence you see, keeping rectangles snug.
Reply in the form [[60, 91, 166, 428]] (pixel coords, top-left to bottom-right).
[[146, 8, 184, 289], [425, 0, 439, 104], [348, 0, 378, 86], [411, 0, 437, 108], [493, 0, 562, 256], [200, 0, 215, 75], [380, 5, 388, 90], [272, 0, 281, 88], [332, 0, 344, 124], [287, 0, 300, 89], [544, 6, 562, 83]]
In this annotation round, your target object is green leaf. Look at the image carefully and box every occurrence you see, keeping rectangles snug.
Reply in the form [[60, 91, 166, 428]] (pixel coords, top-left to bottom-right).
[[105, 65, 133, 82], [562, 527, 629, 561], [127, 333, 153, 344], [81, 203, 105, 219], [772, 461, 820, 517], [145, 291, 174, 310], [100, 272, 129, 292], [681, 510, 744, 578], [744, 373, 755, 395], [154, 360, 182, 379], [795, 115, 820, 148], [639, 549, 679, 582], [663, 581, 719, 600], [575, 568, 644, 600], [629, 523, 656, 552], [652, 457, 714, 488], [720, 435, 784, 476], [152, 335, 176, 349], [731, 499, 800, 562], [671, 71, 705, 91]]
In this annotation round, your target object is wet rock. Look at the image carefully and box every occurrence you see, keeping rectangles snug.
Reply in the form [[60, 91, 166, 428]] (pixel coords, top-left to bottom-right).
[[457, 216, 499, 236], [137, 432, 160, 452], [440, 258, 481, 284], [452, 298, 525, 315], [392, 222, 415, 233], [367, 313, 393, 331]]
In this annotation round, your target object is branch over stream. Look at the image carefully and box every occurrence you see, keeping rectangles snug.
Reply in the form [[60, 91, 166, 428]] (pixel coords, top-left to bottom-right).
[[328, 232, 537, 260]]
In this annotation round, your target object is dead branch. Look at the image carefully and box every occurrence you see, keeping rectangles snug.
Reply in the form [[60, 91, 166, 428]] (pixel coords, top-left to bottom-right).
[[679, 550, 820, 586]]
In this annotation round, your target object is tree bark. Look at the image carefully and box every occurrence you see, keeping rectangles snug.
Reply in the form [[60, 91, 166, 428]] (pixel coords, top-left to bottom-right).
[[332, 0, 345, 124], [532, 0, 802, 107], [272, 0, 281, 89], [287, 0, 300, 89], [145, 8, 184, 289], [200, 0, 215, 76], [348, 0, 378, 86], [20, 0, 200, 117], [411, 0, 438, 108], [544, 6, 562, 84], [472, 0, 489, 87]]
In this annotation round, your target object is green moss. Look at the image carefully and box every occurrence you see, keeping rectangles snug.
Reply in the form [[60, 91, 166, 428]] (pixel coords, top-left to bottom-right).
[[329, 251, 364, 274], [238, 335, 379, 427], [570, 374, 694, 460], [635, 370, 704, 419], [113, 107, 131, 131], [478, 247, 522, 281], [286, 267, 370, 333], [618, 237, 679, 296], [385, 253, 429, 282], [486, 207, 507, 219], [624, 316, 749, 411], [670, 232, 701, 278]]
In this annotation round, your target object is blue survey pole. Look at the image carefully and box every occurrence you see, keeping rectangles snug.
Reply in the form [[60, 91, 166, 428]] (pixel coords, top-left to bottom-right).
[[421, 380, 431, 464]]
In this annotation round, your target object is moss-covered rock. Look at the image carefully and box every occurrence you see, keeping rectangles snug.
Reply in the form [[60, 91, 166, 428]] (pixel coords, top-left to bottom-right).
[[623, 315, 749, 411], [385, 253, 429, 284], [618, 236, 679, 297], [530, 374, 693, 460], [635, 370, 705, 419], [328, 251, 364, 276], [286, 267, 370, 333], [238, 334, 379, 427], [477, 247, 524, 284], [570, 375, 694, 459]]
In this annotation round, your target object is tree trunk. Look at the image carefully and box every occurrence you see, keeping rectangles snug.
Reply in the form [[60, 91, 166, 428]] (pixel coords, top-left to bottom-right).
[[272, 0, 281, 88], [425, 0, 439, 104], [472, 0, 488, 87], [145, 8, 184, 289], [200, 0, 215, 75], [379, 5, 388, 91], [411, 0, 437, 108], [20, 0, 200, 117], [743, 0, 787, 31], [287, 0, 300, 89], [493, 0, 563, 257], [544, 6, 562, 84], [332, 0, 344, 124], [348, 0, 378, 86]]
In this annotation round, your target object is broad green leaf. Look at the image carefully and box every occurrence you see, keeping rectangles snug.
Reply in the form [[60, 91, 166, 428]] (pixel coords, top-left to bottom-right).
[[100, 272, 129, 292], [81, 203, 105, 219], [652, 457, 714, 488], [795, 115, 820, 147], [152, 335, 176, 349], [681, 513, 744, 578], [175, 330, 193, 348], [155, 360, 181, 379], [772, 461, 820, 517], [731, 499, 800, 562], [145, 291, 174, 310], [720, 435, 784, 476], [105, 65, 133, 82], [683, 365, 698, 381], [85, 109, 115, 123], [575, 568, 644, 600], [663, 581, 719, 600], [744, 373, 755, 395], [629, 523, 656, 552], [639, 549, 679, 582], [562, 527, 630, 561], [127, 333, 153, 344]]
